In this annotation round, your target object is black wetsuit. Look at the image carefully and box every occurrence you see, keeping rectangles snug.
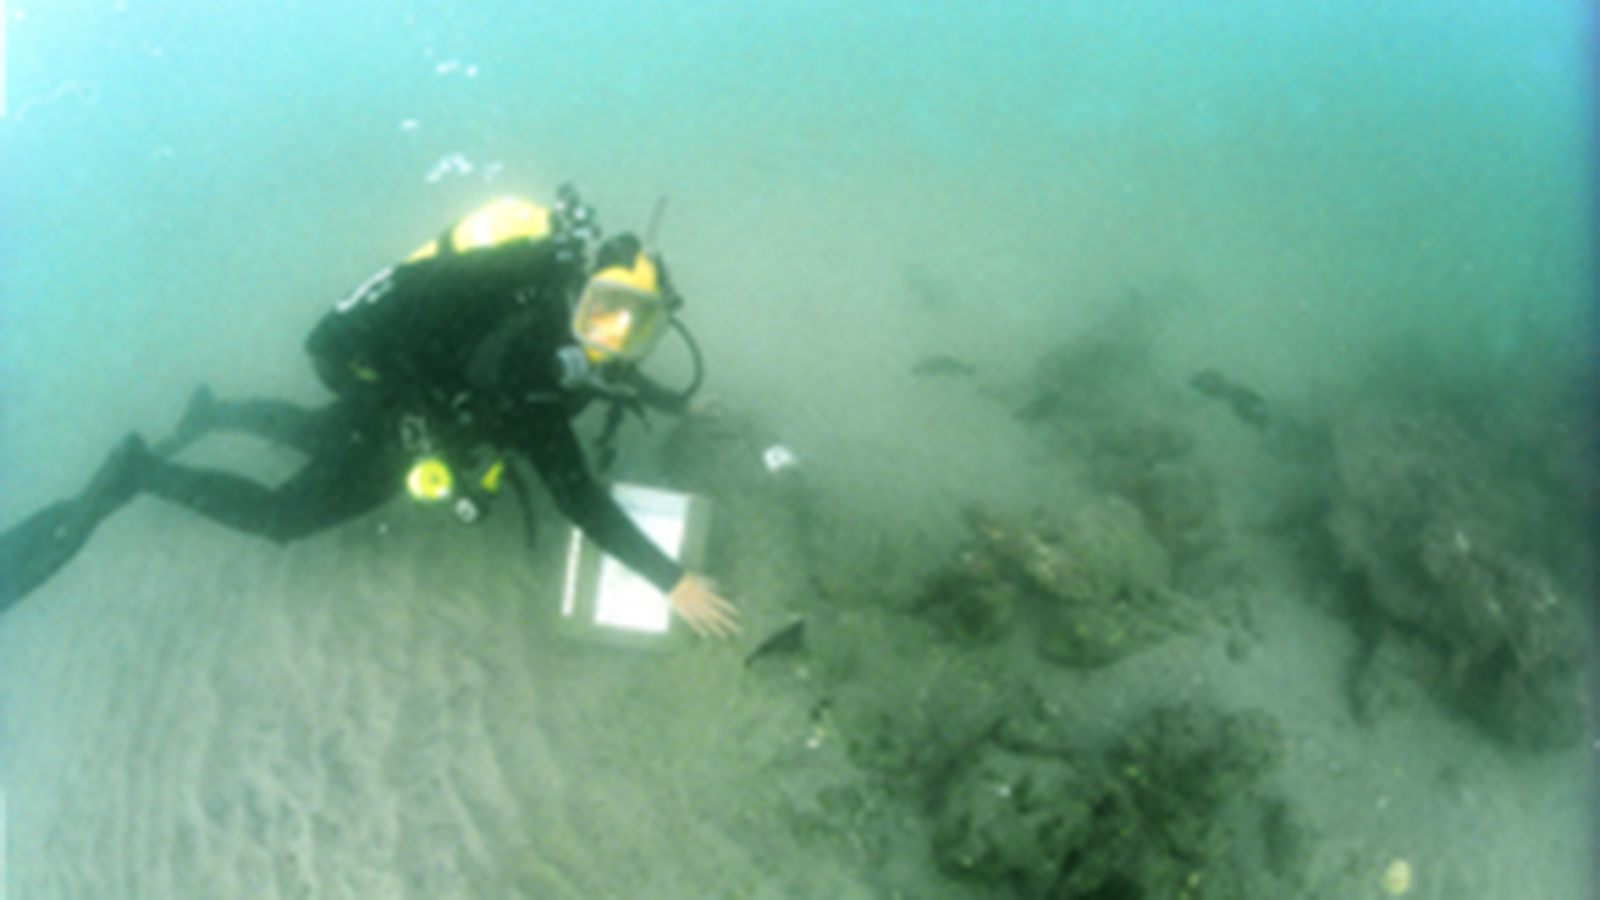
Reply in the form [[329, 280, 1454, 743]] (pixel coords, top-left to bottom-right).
[[0, 230, 691, 610]]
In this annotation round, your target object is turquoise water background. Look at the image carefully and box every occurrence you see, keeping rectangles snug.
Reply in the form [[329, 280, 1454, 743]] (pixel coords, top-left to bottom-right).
[[0, 1, 1593, 897], [3, 4, 1588, 478]]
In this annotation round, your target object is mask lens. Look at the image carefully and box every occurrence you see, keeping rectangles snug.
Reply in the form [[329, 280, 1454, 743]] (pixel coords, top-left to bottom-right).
[[576, 280, 667, 361]]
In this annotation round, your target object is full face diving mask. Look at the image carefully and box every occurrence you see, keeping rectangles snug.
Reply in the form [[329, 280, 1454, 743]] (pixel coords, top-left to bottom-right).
[[573, 252, 671, 364]]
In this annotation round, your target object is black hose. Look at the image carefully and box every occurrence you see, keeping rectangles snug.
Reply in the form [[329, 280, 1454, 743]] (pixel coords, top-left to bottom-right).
[[592, 317, 706, 474], [668, 317, 706, 405]]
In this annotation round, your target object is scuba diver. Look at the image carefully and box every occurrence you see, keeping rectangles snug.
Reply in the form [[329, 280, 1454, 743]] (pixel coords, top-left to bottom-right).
[[0, 186, 740, 638]]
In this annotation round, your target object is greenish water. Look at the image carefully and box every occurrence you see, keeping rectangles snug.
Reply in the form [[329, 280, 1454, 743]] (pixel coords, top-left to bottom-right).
[[0, 2, 1592, 897]]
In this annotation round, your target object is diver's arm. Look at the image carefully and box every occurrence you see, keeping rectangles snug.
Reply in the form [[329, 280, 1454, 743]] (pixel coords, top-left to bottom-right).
[[514, 417, 685, 593], [618, 368, 692, 416], [512, 417, 739, 637]]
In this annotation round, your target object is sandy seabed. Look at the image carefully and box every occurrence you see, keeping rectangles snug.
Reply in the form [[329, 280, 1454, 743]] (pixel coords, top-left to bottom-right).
[[0, 390, 1592, 899]]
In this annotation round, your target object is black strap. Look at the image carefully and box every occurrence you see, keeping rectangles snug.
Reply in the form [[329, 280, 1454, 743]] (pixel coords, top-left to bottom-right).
[[464, 309, 541, 392], [435, 224, 460, 256], [504, 461, 539, 550]]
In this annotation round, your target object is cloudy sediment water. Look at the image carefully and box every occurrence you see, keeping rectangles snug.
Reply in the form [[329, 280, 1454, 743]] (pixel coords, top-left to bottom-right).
[[0, 1, 1592, 897]]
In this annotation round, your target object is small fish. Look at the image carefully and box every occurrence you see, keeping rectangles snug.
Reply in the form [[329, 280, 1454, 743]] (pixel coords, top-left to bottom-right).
[[744, 617, 806, 667], [1014, 390, 1064, 423], [1188, 369, 1230, 397], [1189, 369, 1270, 429], [911, 355, 977, 378]]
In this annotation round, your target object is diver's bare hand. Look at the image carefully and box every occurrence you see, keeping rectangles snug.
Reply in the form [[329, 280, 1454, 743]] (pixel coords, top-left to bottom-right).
[[669, 573, 741, 639]]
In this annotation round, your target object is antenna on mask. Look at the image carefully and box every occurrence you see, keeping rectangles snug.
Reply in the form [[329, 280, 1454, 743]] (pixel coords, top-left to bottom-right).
[[644, 196, 669, 249], [640, 194, 701, 401]]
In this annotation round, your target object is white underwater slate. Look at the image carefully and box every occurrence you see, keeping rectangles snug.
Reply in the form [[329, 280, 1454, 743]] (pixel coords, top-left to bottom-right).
[[561, 484, 705, 637]]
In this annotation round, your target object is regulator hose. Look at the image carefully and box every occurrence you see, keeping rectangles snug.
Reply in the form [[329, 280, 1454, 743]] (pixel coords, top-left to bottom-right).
[[667, 317, 707, 406]]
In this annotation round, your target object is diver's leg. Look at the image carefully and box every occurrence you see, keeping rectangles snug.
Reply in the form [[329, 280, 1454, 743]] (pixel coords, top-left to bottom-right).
[[155, 387, 333, 457], [206, 399, 332, 455], [142, 405, 408, 543], [0, 434, 150, 612], [151, 386, 217, 456]]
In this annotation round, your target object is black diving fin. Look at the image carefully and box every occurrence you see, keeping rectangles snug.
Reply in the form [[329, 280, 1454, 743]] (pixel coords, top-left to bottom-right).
[[0, 500, 93, 614], [0, 434, 149, 614]]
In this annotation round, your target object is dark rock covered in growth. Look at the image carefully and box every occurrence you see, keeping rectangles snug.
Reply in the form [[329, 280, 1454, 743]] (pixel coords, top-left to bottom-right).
[[1015, 288, 1227, 579], [1098, 706, 1285, 878], [1329, 413, 1588, 749], [930, 703, 1296, 899], [965, 498, 1192, 669], [915, 562, 1021, 646], [933, 747, 1100, 894], [1086, 418, 1224, 573]]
